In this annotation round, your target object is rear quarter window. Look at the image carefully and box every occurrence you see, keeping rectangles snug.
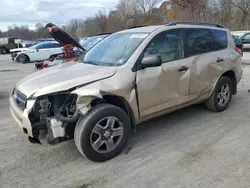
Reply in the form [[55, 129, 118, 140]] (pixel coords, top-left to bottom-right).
[[211, 29, 228, 50]]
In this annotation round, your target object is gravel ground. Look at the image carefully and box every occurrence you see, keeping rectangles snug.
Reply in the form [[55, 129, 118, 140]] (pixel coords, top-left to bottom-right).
[[1, 54, 250, 188]]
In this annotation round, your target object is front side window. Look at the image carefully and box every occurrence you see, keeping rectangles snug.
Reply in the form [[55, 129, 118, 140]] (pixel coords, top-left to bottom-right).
[[211, 29, 228, 50], [186, 28, 213, 56], [82, 32, 148, 66], [143, 29, 184, 63]]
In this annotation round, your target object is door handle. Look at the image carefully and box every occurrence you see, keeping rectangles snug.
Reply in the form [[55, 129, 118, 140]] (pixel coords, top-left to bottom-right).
[[178, 66, 189, 72], [216, 58, 224, 62]]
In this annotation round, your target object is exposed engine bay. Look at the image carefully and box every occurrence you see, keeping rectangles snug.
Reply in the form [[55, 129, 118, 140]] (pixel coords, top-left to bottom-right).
[[29, 93, 80, 144]]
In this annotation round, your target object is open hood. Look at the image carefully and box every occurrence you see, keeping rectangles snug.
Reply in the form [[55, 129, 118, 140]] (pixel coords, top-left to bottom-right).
[[45, 23, 85, 51]]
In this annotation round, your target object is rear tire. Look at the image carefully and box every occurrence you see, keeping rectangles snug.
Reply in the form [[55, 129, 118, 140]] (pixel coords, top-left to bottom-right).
[[0, 47, 7, 54], [74, 104, 130, 162], [205, 76, 233, 112]]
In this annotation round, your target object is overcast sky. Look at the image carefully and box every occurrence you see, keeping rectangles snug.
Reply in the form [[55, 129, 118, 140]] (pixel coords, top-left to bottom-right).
[[0, 0, 119, 31]]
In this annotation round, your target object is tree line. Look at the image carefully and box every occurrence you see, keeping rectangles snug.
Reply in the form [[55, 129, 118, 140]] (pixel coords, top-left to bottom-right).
[[1, 0, 250, 40]]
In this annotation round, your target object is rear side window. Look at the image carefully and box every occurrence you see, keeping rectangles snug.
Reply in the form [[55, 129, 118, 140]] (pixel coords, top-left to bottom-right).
[[50, 43, 61, 48], [186, 29, 214, 56], [211, 29, 228, 50], [37, 43, 51, 49]]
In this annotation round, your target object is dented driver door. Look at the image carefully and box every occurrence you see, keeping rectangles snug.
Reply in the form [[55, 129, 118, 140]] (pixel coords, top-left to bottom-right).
[[136, 29, 191, 119]]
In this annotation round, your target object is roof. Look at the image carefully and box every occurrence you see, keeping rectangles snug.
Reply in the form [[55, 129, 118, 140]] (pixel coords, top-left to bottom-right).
[[36, 41, 59, 45], [118, 25, 163, 33], [117, 23, 227, 34]]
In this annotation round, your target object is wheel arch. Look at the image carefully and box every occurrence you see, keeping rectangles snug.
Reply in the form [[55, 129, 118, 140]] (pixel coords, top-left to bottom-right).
[[208, 70, 237, 100], [221, 70, 237, 95], [17, 53, 30, 61], [91, 95, 136, 129]]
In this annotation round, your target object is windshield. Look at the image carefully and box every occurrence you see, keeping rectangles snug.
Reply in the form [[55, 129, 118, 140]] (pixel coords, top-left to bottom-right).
[[82, 32, 148, 66]]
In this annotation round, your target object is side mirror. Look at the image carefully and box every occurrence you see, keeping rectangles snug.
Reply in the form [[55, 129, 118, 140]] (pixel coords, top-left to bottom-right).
[[141, 54, 162, 69], [36, 48, 39, 52]]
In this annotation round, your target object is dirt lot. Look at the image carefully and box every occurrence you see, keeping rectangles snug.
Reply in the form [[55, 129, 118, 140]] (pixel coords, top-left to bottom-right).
[[1, 54, 250, 188]]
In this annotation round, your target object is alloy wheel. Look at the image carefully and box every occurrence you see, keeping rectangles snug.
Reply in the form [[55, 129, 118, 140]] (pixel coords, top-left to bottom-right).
[[217, 84, 230, 107], [90, 116, 124, 153]]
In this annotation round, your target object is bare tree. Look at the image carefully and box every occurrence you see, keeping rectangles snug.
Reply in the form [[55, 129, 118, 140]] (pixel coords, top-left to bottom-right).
[[136, 0, 160, 17], [4, 0, 250, 39], [68, 19, 82, 36], [234, 0, 250, 29]]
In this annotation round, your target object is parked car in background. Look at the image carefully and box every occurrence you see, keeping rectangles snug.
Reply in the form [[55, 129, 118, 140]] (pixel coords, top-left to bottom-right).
[[231, 30, 250, 37], [80, 34, 110, 51], [235, 39, 243, 55], [0, 37, 22, 54], [36, 33, 110, 70], [15, 41, 62, 63], [10, 22, 243, 162], [236, 32, 250, 51], [232, 35, 240, 42], [79, 37, 89, 43]]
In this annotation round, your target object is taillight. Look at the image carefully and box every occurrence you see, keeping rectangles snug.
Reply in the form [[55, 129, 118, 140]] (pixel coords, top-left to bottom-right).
[[235, 47, 243, 56]]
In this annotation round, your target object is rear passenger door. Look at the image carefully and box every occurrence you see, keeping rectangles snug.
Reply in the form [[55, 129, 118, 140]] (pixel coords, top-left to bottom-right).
[[186, 28, 228, 100]]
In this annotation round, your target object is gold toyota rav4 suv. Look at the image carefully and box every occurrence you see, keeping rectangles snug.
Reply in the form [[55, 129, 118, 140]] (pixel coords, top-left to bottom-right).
[[10, 22, 243, 162]]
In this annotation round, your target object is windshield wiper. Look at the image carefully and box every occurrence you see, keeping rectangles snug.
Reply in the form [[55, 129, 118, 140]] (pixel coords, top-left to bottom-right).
[[83, 61, 99, 66]]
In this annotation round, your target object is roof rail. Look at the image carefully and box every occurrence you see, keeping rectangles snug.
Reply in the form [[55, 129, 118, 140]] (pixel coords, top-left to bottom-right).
[[96, 33, 112, 36], [128, 25, 146, 29], [166, 21, 224, 28]]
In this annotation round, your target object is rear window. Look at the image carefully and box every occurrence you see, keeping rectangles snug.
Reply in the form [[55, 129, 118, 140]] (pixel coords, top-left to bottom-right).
[[211, 29, 228, 50]]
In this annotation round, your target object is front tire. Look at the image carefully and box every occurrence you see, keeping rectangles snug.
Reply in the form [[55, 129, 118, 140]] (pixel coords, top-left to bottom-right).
[[74, 104, 130, 162], [205, 76, 233, 112], [17, 54, 29, 63]]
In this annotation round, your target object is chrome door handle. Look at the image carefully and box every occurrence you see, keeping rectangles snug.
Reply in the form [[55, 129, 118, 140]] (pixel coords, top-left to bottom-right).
[[178, 66, 189, 72], [216, 58, 224, 62]]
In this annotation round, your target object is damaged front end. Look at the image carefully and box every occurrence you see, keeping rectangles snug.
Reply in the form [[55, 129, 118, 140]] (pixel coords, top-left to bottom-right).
[[27, 93, 90, 145]]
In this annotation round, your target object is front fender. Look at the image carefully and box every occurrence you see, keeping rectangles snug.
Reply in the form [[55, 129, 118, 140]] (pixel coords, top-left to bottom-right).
[[17, 52, 29, 59], [71, 89, 103, 114]]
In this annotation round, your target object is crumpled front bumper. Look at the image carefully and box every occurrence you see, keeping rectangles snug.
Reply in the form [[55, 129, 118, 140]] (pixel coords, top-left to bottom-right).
[[10, 52, 19, 61], [9, 96, 35, 137]]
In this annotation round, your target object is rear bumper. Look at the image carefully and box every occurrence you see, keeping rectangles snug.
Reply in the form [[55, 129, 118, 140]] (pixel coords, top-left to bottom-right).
[[9, 96, 35, 137]]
